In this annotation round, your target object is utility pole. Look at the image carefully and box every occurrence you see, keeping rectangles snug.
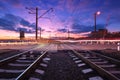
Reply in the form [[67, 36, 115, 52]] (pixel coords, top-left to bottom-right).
[[40, 27, 41, 39], [26, 7, 53, 40], [68, 29, 70, 40], [36, 7, 38, 40]]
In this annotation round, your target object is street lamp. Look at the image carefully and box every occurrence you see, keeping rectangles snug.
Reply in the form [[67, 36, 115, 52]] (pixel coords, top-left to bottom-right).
[[94, 11, 101, 32]]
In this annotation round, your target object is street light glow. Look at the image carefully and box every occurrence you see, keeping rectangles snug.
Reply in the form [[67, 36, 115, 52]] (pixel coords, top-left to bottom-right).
[[96, 11, 101, 15]]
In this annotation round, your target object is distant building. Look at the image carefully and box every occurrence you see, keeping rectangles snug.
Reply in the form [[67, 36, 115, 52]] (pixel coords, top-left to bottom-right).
[[90, 29, 108, 38], [20, 30, 25, 40]]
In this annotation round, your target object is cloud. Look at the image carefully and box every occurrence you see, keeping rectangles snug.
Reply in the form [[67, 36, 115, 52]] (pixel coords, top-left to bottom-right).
[[71, 23, 92, 33], [103, 0, 120, 9], [20, 19, 30, 26], [71, 23, 105, 33], [57, 28, 68, 33], [0, 18, 15, 31], [0, 14, 35, 33], [2, 0, 22, 8], [0, 2, 6, 10], [56, 23, 106, 38]]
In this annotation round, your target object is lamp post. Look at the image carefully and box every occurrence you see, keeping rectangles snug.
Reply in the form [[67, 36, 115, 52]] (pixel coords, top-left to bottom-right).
[[94, 11, 101, 32]]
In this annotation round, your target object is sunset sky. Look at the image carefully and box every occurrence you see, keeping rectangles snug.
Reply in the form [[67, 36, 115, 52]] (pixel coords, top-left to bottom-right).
[[0, 0, 120, 39]]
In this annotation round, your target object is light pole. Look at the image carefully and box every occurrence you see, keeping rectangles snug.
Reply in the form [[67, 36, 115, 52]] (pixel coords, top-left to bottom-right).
[[94, 11, 101, 32]]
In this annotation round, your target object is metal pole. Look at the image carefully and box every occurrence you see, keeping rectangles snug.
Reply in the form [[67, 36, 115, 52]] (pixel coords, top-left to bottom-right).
[[26, 7, 53, 40], [68, 29, 70, 39], [94, 13, 96, 32], [40, 28, 41, 39], [36, 7, 38, 40], [117, 43, 120, 51], [49, 31, 51, 39]]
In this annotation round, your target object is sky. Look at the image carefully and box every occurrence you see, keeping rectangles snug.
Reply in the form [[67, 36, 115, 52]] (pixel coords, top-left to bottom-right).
[[0, 0, 120, 39]]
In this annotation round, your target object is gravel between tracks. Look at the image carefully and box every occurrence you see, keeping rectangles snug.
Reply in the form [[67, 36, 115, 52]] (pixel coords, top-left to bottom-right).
[[43, 50, 84, 80]]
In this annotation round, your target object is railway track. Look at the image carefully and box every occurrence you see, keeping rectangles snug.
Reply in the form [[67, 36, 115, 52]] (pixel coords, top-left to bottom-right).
[[0, 44, 50, 80], [59, 44, 106, 80], [17, 50, 102, 80], [16, 44, 56, 80], [72, 50, 120, 80], [0, 50, 21, 60], [0, 43, 47, 61], [61, 43, 120, 80], [10, 44, 104, 80], [0, 43, 119, 80], [16, 50, 50, 80]]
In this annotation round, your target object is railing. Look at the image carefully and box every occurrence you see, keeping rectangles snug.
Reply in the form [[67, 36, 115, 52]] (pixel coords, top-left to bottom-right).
[[0, 41, 38, 46], [58, 40, 120, 44]]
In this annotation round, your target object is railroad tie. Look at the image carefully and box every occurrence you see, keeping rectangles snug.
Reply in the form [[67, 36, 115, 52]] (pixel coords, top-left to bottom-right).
[[82, 68, 93, 74], [93, 61, 108, 64], [42, 57, 51, 63], [89, 59, 103, 62], [40, 63, 48, 67], [77, 63, 86, 67], [99, 64, 116, 68], [88, 76, 103, 80], [29, 77, 41, 80], [72, 57, 79, 60], [43, 57, 51, 61], [8, 63, 30, 67], [35, 69, 45, 75], [69, 54, 76, 58], [0, 69, 24, 73], [16, 60, 33, 63], [84, 57, 90, 59], [109, 71, 120, 74], [71, 55, 76, 58], [0, 78, 16, 80], [75, 60, 82, 63]]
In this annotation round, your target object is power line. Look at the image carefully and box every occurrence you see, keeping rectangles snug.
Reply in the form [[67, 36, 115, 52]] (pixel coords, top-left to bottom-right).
[[26, 7, 53, 40]]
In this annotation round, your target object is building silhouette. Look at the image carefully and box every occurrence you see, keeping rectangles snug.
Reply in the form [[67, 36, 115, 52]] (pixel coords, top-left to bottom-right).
[[20, 30, 25, 40], [90, 29, 108, 38]]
